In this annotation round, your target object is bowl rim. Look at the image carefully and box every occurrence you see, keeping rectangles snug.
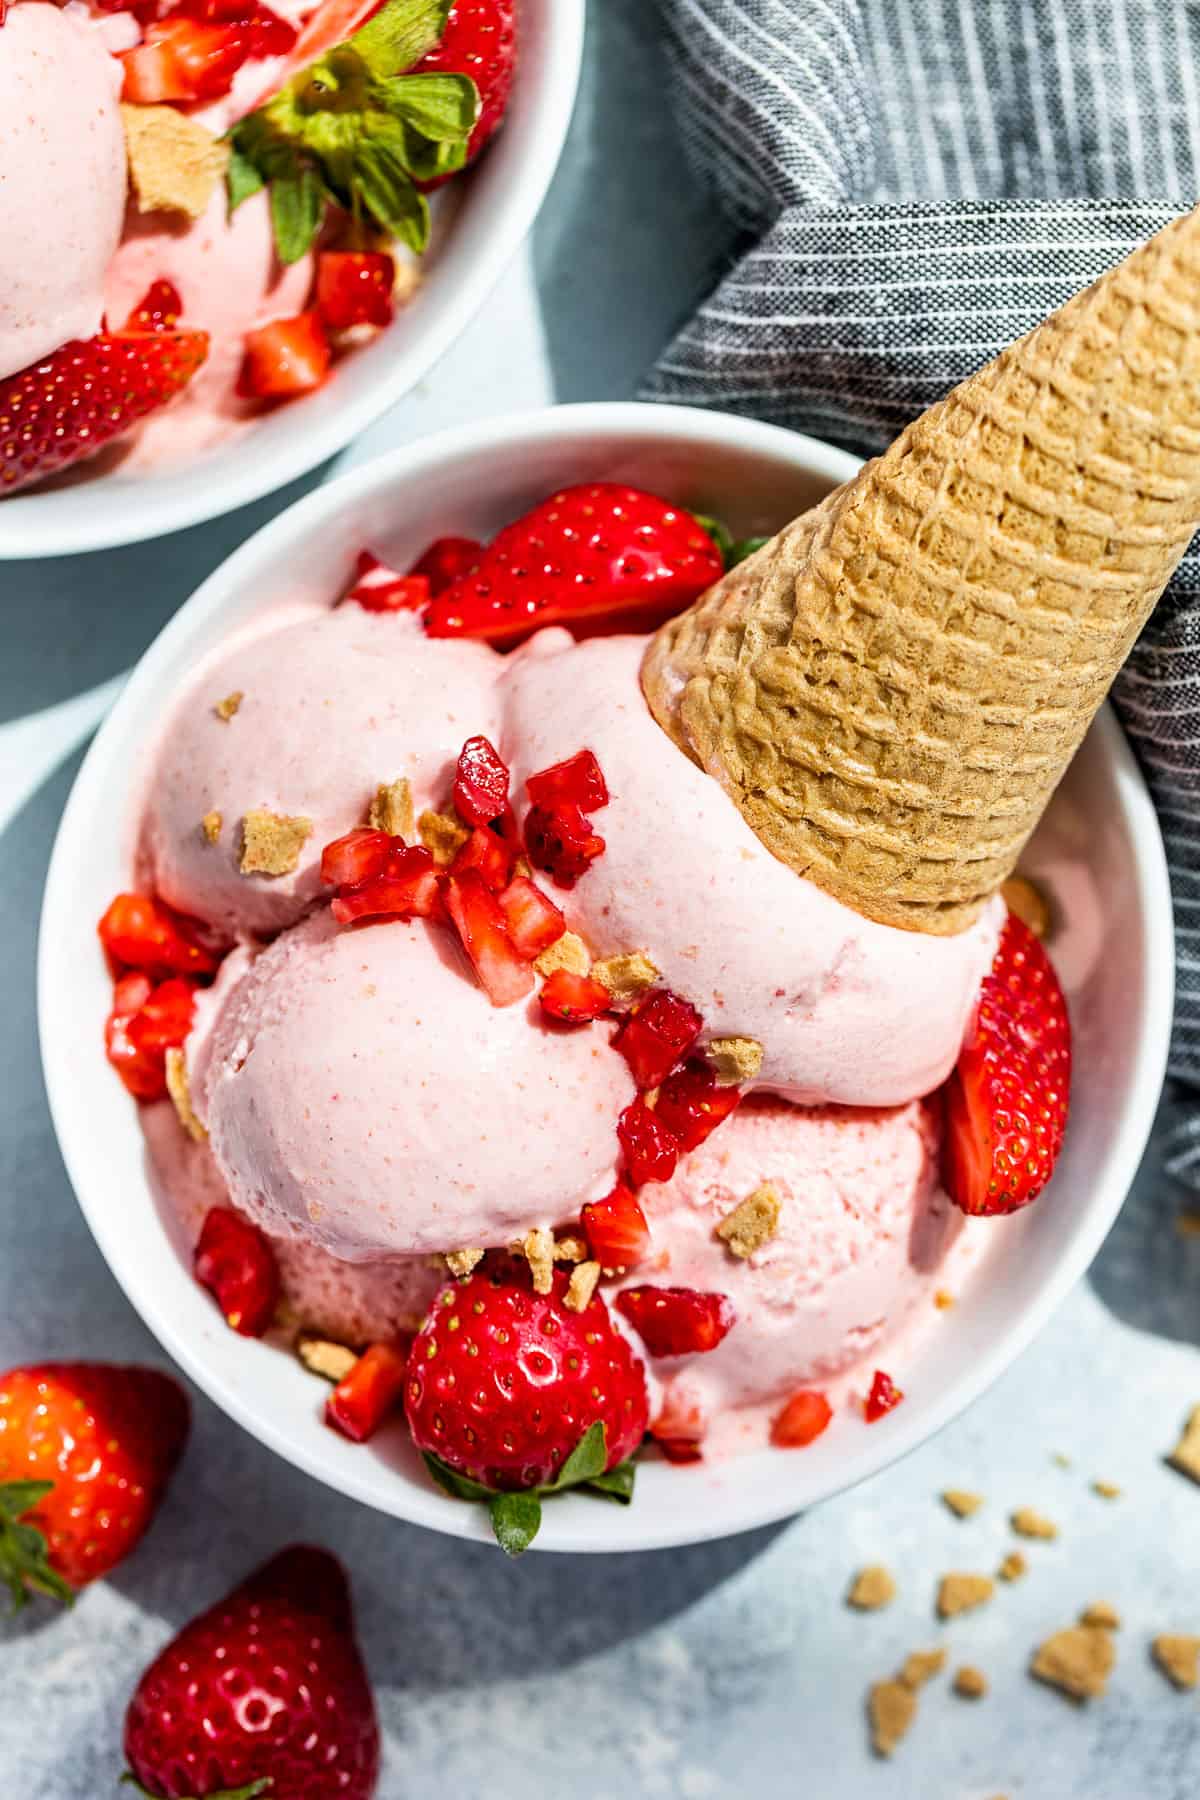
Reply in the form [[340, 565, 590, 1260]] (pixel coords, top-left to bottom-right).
[[37, 401, 1177, 1552], [0, 0, 585, 560]]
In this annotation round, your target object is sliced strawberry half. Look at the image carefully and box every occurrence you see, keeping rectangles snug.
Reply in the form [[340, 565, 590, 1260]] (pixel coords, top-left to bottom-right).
[[344, 550, 430, 613], [943, 913, 1071, 1216], [410, 536, 483, 594], [616, 1286, 735, 1358], [237, 311, 331, 401], [581, 1182, 650, 1269], [445, 870, 534, 1007]]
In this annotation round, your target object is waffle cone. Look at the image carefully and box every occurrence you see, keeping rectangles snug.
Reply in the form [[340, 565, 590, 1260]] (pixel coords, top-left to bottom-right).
[[643, 205, 1200, 934]]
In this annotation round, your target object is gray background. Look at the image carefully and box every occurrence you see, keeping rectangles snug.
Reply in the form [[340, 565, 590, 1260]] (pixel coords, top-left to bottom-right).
[[3, 5, 1200, 1794]]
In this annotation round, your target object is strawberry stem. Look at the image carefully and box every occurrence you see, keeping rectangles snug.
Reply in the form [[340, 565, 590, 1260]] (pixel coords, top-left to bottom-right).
[[121, 1777, 272, 1799], [0, 1480, 74, 1612]]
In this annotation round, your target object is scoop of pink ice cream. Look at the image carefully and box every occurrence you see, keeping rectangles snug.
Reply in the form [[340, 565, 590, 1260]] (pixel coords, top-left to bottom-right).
[[0, 4, 126, 381], [501, 632, 1004, 1107], [189, 909, 637, 1261], [141, 608, 503, 937]]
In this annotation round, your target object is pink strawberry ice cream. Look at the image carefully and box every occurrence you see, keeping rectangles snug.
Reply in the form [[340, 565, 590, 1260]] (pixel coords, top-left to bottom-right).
[[0, 4, 126, 381]]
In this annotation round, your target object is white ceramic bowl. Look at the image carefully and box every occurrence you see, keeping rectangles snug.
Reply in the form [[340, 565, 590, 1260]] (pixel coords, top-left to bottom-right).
[[0, 0, 583, 560], [39, 403, 1175, 1552]]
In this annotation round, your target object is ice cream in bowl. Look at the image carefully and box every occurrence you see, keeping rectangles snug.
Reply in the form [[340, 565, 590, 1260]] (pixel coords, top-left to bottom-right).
[[40, 208, 1189, 1551]]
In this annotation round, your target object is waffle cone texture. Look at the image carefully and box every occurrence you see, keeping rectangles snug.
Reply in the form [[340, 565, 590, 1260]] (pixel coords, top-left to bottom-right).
[[643, 206, 1200, 934]]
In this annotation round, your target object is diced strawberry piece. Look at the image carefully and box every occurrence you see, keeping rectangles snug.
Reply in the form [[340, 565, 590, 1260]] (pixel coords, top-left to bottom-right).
[[617, 1097, 680, 1187], [581, 1182, 650, 1269], [124, 977, 197, 1056], [98, 893, 217, 979], [193, 1207, 279, 1337], [119, 16, 249, 104], [445, 870, 535, 1007], [771, 1390, 833, 1448], [650, 1391, 706, 1463], [320, 827, 393, 887], [123, 280, 183, 335], [654, 1060, 742, 1151], [245, 2, 296, 53], [523, 802, 605, 889], [453, 735, 510, 827], [237, 311, 330, 400], [330, 845, 440, 924], [656, 1436, 705, 1465], [616, 1286, 736, 1358], [344, 549, 430, 613], [176, 0, 297, 55], [451, 826, 514, 892], [316, 251, 395, 330], [410, 536, 483, 595], [612, 988, 703, 1091], [943, 913, 1072, 1216], [105, 975, 168, 1102], [525, 749, 609, 813], [497, 876, 564, 959], [539, 969, 611, 1024], [325, 1340, 410, 1443], [864, 1370, 904, 1423], [112, 972, 154, 1019]]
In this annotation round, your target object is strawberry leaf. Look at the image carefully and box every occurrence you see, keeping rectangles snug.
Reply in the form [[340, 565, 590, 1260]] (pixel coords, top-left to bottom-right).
[[122, 1776, 272, 1800], [423, 1427, 639, 1554], [545, 1420, 608, 1492], [269, 161, 326, 264], [0, 1480, 74, 1612], [422, 1452, 494, 1503], [351, 0, 453, 76], [488, 1490, 542, 1557], [227, 142, 266, 211], [583, 1456, 637, 1504]]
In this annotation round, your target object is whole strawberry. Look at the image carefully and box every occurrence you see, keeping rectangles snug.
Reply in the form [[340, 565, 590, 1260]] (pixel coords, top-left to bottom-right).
[[423, 483, 726, 647], [412, 0, 516, 170], [0, 1363, 189, 1607], [124, 1545, 379, 1800], [406, 1254, 648, 1552], [943, 912, 1072, 1215]]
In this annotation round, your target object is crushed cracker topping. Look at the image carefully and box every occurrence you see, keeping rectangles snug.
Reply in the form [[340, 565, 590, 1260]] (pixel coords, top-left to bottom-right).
[[122, 102, 227, 218], [706, 1035, 764, 1085], [535, 931, 591, 979], [1167, 1405, 1200, 1485], [1091, 1479, 1121, 1500], [899, 1649, 945, 1690], [444, 1247, 483, 1278], [165, 1048, 206, 1143], [1030, 1626, 1114, 1701], [418, 808, 469, 866], [867, 1680, 915, 1757], [240, 809, 313, 877], [201, 809, 222, 844], [214, 690, 243, 721], [847, 1565, 896, 1611], [564, 1261, 601, 1313], [716, 1184, 780, 1259], [368, 777, 414, 841], [553, 1233, 588, 1264], [521, 1227, 555, 1296], [296, 1335, 358, 1383], [1079, 1602, 1121, 1631], [936, 1573, 994, 1619], [934, 1289, 955, 1310], [997, 1551, 1027, 1582], [591, 950, 659, 1003], [1151, 1634, 1200, 1691], [1176, 1212, 1200, 1238], [1011, 1507, 1058, 1540], [1001, 873, 1052, 939], [941, 1488, 984, 1518], [953, 1666, 988, 1700]]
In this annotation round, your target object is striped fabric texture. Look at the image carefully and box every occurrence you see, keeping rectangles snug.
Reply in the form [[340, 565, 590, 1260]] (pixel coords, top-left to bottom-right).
[[644, 0, 1200, 1170]]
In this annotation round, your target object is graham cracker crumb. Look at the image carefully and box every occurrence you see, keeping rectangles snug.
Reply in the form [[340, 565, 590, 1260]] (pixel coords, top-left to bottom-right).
[[847, 1565, 895, 1611], [1052, 1452, 1072, 1468], [953, 1665, 988, 1700], [715, 1184, 780, 1259], [444, 1247, 483, 1278], [942, 1488, 984, 1518], [936, 1573, 994, 1619], [899, 1649, 946, 1690], [418, 808, 469, 866], [934, 1289, 955, 1310], [563, 1261, 601, 1313], [165, 1048, 206, 1143], [867, 1680, 916, 1757], [1011, 1507, 1058, 1540], [553, 1233, 588, 1263], [1031, 1625, 1115, 1701], [392, 258, 421, 306], [201, 809, 222, 844], [1176, 1211, 1200, 1238], [1001, 874, 1052, 939], [706, 1035, 764, 1085], [591, 950, 659, 1003], [1092, 1479, 1121, 1500], [521, 1227, 555, 1296], [296, 1334, 358, 1383], [998, 1551, 1027, 1582], [1151, 1633, 1200, 1691], [368, 777, 414, 840], [1079, 1602, 1121, 1631], [1167, 1405, 1200, 1484], [535, 931, 590, 979], [214, 690, 243, 721], [240, 809, 313, 877], [121, 102, 227, 218]]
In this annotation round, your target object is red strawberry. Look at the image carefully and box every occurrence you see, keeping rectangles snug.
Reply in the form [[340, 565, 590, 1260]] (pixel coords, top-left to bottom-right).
[[581, 1182, 650, 1270], [613, 988, 703, 1091], [406, 1255, 648, 1553], [316, 250, 395, 329], [326, 1341, 410, 1443], [497, 874, 564, 958], [424, 483, 725, 647], [119, 15, 250, 103], [344, 549, 430, 612], [523, 801, 605, 888], [238, 310, 331, 400], [321, 826, 393, 887], [452, 825, 515, 891], [0, 1363, 189, 1605], [453, 734, 510, 826], [410, 535, 483, 593], [539, 968, 611, 1023], [771, 1390, 832, 1448], [193, 1206, 280, 1337], [617, 1097, 680, 1187], [411, 0, 516, 173], [864, 1370, 903, 1423], [123, 280, 184, 334], [943, 913, 1071, 1216], [649, 1391, 706, 1463], [616, 1286, 735, 1358], [123, 1545, 379, 1799], [330, 844, 441, 924], [105, 974, 197, 1101], [1, 329, 208, 497], [654, 1059, 742, 1151], [445, 869, 533, 1006], [525, 749, 609, 813], [124, 976, 199, 1056], [98, 892, 217, 980]]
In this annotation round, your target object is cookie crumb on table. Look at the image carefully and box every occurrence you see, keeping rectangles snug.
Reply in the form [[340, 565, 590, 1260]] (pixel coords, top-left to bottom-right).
[[1079, 1602, 1121, 1631], [1151, 1634, 1200, 1691], [1091, 1480, 1121, 1500], [936, 1573, 994, 1619], [1030, 1626, 1115, 1701], [953, 1665, 988, 1699], [847, 1565, 896, 1611], [867, 1679, 916, 1757], [941, 1488, 984, 1518], [1011, 1507, 1058, 1540], [240, 809, 312, 876], [1167, 1405, 1200, 1484], [368, 777, 414, 840], [716, 1184, 780, 1259], [997, 1551, 1027, 1582], [899, 1649, 945, 1689], [214, 690, 243, 721]]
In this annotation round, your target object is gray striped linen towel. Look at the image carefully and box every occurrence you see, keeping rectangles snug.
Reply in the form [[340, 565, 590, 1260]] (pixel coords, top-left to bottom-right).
[[642, 0, 1200, 1183]]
